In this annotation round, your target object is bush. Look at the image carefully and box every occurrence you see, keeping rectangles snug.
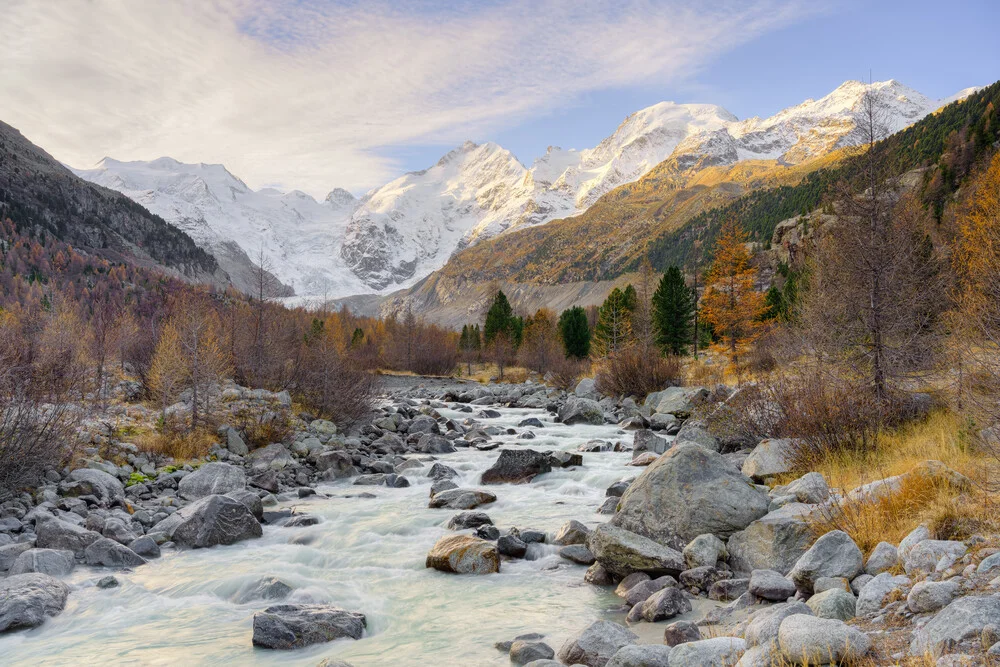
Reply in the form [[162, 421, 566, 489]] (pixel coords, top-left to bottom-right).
[[548, 356, 590, 391], [230, 402, 293, 450], [0, 394, 73, 501], [594, 347, 682, 398], [298, 349, 380, 428]]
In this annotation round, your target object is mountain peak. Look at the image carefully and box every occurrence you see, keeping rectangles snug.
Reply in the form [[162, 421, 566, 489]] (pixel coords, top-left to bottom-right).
[[325, 187, 357, 207]]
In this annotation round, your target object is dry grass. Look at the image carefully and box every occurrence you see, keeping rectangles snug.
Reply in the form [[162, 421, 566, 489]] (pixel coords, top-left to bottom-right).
[[134, 422, 219, 461]]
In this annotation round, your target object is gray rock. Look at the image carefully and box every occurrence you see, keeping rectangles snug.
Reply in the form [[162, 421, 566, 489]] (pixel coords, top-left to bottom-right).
[[7, 548, 74, 576], [726, 503, 814, 576], [624, 577, 674, 607], [425, 534, 500, 574], [498, 533, 528, 558], [226, 428, 249, 456], [781, 472, 829, 504], [709, 578, 749, 601], [233, 576, 293, 603], [669, 638, 745, 666], [0, 542, 35, 573], [632, 430, 669, 458], [897, 524, 931, 561], [735, 642, 779, 667], [813, 577, 850, 594], [559, 396, 606, 426], [481, 449, 551, 484], [35, 517, 102, 557], [510, 640, 555, 665], [646, 386, 708, 416], [416, 433, 455, 454], [84, 537, 146, 568], [788, 530, 863, 593], [251, 604, 366, 649], [557, 620, 639, 667], [865, 541, 899, 575], [606, 644, 672, 667], [313, 450, 355, 478], [615, 572, 651, 597], [743, 601, 812, 647], [749, 569, 795, 601], [61, 468, 124, 505], [742, 439, 796, 480], [248, 443, 294, 471], [856, 572, 911, 617], [152, 494, 262, 549], [850, 573, 873, 596], [225, 489, 264, 521], [96, 575, 119, 589], [0, 573, 70, 632], [639, 586, 692, 622], [496, 632, 546, 653], [977, 552, 1000, 575], [663, 620, 701, 646], [671, 421, 721, 452], [127, 536, 160, 560], [903, 540, 966, 575], [447, 511, 493, 530], [907, 580, 960, 614], [559, 545, 596, 565], [587, 523, 685, 578], [554, 520, 590, 546], [177, 462, 246, 500], [777, 614, 871, 664], [428, 488, 497, 510], [805, 588, 856, 620], [612, 443, 770, 551], [684, 533, 726, 569], [910, 596, 1000, 657]]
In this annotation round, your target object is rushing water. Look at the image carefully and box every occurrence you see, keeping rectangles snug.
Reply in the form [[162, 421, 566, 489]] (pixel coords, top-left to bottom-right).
[[0, 405, 708, 666]]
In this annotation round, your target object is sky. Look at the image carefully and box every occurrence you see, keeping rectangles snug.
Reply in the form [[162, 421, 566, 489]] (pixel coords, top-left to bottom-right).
[[3, 0, 997, 199]]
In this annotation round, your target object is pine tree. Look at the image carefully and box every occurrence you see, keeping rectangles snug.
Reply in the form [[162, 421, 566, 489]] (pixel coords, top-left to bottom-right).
[[622, 284, 637, 312], [558, 307, 590, 359], [593, 287, 633, 357], [652, 265, 695, 356], [484, 290, 516, 345]]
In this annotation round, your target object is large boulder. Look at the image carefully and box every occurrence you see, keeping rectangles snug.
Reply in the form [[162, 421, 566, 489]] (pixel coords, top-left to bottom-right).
[[671, 421, 721, 452], [84, 537, 147, 568], [0, 543, 35, 573], [61, 468, 124, 505], [35, 517, 102, 557], [313, 450, 355, 478], [907, 580, 960, 614], [557, 620, 639, 667], [683, 534, 726, 569], [554, 520, 591, 546], [903, 540, 966, 575], [726, 504, 815, 576], [910, 596, 1000, 657], [7, 549, 75, 577], [865, 541, 899, 575], [416, 433, 456, 454], [425, 535, 500, 574], [611, 443, 770, 551], [632, 430, 670, 458], [428, 488, 497, 510], [668, 637, 745, 667], [805, 588, 856, 621], [856, 572, 911, 617], [480, 449, 552, 484], [151, 494, 262, 549], [741, 439, 797, 480], [575, 377, 601, 401], [748, 569, 796, 602], [0, 573, 70, 632], [788, 530, 863, 594], [587, 523, 685, 578], [177, 462, 246, 500], [559, 396, 606, 425], [251, 604, 366, 649], [606, 644, 672, 667], [248, 443, 294, 471], [777, 614, 871, 664], [645, 386, 708, 416], [743, 601, 813, 648], [639, 587, 692, 622]]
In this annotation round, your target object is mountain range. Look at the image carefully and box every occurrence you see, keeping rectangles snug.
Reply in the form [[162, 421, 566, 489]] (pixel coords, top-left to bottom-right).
[[71, 79, 976, 299]]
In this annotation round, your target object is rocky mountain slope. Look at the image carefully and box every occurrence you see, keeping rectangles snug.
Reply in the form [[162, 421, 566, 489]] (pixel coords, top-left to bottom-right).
[[75, 80, 973, 298], [0, 121, 223, 284]]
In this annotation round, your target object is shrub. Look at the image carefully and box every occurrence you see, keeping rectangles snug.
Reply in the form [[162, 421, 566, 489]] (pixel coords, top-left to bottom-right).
[[0, 394, 74, 501], [594, 347, 682, 399], [548, 356, 590, 391], [230, 402, 292, 450]]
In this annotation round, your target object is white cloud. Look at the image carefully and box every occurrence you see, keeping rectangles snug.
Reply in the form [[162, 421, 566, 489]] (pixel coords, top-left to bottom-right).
[[2, 0, 816, 197]]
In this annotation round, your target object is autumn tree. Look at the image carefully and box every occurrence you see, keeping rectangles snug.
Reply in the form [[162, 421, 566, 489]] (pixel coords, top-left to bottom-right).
[[652, 265, 695, 356], [629, 259, 657, 355], [593, 288, 633, 357], [518, 309, 562, 374], [299, 315, 379, 426], [558, 307, 590, 360], [483, 290, 522, 380], [459, 324, 481, 376], [701, 222, 766, 367]]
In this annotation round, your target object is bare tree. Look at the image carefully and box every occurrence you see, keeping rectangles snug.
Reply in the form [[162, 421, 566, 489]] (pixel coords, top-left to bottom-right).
[[249, 245, 283, 385]]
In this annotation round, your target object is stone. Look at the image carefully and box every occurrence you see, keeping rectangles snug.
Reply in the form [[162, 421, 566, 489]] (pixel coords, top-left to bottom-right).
[[585, 563, 615, 586], [606, 480, 632, 497], [446, 512, 493, 530], [903, 540, 966, 575], [777, 614, 871, 664], [586, 523, 685, 578], [632, 430, 669, 458], [623, 577, 673, 607], [615, 572, 651, 597], [865, 541, 899, 575], [680, 565, 723, 591], [225, 489, 264, 521], [425, 535, 500, 574], [248, 443, 294, 471], [788, 530, 863, 593], [496, 632, 546, 653], [897, 524, 931, 561], [554, 520, 590, 546], [251, 604, 366, 649], [709, 578, 749, 601], [0, 542, 35, 573], [226, 428, 249, 456], [428, 462, 458, 481], [7, 548, 74, 577], [977, 552, 1000, 575], [35, 517, 102, 557], [558, 396, 606, 426], [498, 533, 528, 558], [684, 533, 726, 569], [805, 588, 856, 621], [782, 472, 829, 504], [559, 545, 596, 565], [671, 421, 721, 452], [428, 488, 497, 510], [742, 439, 797, 480], [743, 601, 812, 647], [475, 525, 500, 541], [177, 462, 246, 500], [0, 573, 70, 632], [910, 596, 1000, 657], [735, 642, 779, 667], [234, 576, 293, 603], [669, 637, 745, 667], [509, 640, 555, 665], [856, 572, 911, 617], [575, 377, 600, 400], [907, 580, 961, 614], [639, 586, 692, 622], [61, 468, 125, 505], [549, 451, 583, 468], [850, 574, 873, 596], [606, 644, 672, 667], [84, 537, 147, 568], [749, 569, 796, 601], [611, 443, 770, 551], [663, 620, 701, 646], [151, 494, 262, 549], [726, 503, 814, 576], [557, 620, 638, 667], [313, 451, 355, 478], [646, 386, 708, 416], [96, 575, 119, 589], [481, 449, 551, 484]]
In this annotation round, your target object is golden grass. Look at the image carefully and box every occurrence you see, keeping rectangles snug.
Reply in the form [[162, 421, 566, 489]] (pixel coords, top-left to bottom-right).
[[134, 424, 218, 461]]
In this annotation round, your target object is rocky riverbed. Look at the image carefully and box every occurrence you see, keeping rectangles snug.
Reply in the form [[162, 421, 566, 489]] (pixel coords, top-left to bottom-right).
[[1, 377, 999, 665]]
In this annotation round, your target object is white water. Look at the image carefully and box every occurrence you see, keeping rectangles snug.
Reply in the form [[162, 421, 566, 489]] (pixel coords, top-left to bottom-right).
[[0, 406, 704, 666]]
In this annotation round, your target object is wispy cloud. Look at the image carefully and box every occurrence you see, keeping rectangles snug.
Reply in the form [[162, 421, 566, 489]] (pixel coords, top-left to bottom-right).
[[3, 0, 816, 196]]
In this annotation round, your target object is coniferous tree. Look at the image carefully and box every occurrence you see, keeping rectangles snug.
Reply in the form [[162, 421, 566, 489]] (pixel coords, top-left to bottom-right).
[[622, 284, 638, 312], [652, 265, 695, 356], [558, 307, 590, 359], [593, 288, 633, 357], [484, 290, 516, 344]]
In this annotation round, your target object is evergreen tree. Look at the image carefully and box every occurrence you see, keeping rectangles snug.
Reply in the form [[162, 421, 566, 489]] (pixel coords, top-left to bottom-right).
[[483, 290, 517, 345], [652, 266, 695, 356], [558, 307, 590, 359], [350, 327, 365, 348], [622, 284, 637, 312], [593, 287, 633, 357]]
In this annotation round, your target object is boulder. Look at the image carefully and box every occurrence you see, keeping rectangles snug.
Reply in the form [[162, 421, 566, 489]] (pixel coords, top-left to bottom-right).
[[671, 421, 721, 452], [575, 378, 600, 401], [61, 468, 125, 505], [177, 462, 246, 500], [425, 535, 500, 574], [428, 488, 497, 510], [35, 517, 102, 557], [559, 396, 606, 426], [726, 503, 814, 576], [669, 637, 745, 667], [226, 428, 249, 456], [314, 450, 355, 478], [743, 601, 812, 648], [510, 640, 555, 665], [557, 620, 638, 667], [0, 573, 70, 633], [233, 577, 293, 603], [639, 586, 691, 622], [446, 512, 493, 530], [897, 524, 931, 561], [612, 443, 770, 551], [748, 569, 796, 602], [606, 644, 672, 667], [559, 545, 596, 565], [7, 549, 74, 577], [587, 523, 685, 578], [623, 577, 674, 607], [251, 604, 366, 649], [152, 494, 262, 548], [128, 535, 161, 559], [865, 541, 899, 575], [907, 580, 961, 614], [554, 520, 590, 546], [741, 439, 796, 480], [911, 596, 1000, 657], [0, 543, 35, 573], [248, 443, 294, 471], [805, 588, 856, 621], [683, 533, 726, 569], [781, 472, 829, 504], [498, 533, 527, 558], [788, 530, 863, 593], [480, 449, 551, 484], [663, 620, 701, 646], [632, 430, 669, 458], [903, 540, 966, 575], [416, 433, 456, 454], [645, 386, 707, 416], [226, 489, 265, 521], [777, 614, 871, 664], [84, 538, 147, 568], [856, 572, 911, 617]]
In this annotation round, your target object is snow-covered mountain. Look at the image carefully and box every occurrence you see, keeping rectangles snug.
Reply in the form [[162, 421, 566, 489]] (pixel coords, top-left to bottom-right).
[[74, 80, 976, 298]]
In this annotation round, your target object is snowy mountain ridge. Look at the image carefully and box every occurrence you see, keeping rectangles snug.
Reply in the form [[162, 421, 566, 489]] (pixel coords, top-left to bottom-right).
[[74, 80, 976, 298]]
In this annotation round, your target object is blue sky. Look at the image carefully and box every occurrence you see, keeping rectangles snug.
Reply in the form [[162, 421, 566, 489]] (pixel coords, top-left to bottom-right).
[[3, 0, 997, 196], [387, 0, 1000, 173]]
